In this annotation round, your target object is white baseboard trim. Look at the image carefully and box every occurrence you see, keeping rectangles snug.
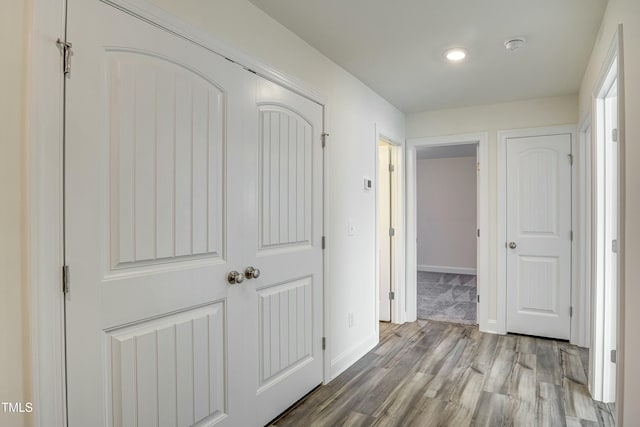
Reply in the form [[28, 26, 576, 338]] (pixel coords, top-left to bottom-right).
[[481, 319, 507, 335], [417, 264, 477, 275], [329, 332, 378, 381]]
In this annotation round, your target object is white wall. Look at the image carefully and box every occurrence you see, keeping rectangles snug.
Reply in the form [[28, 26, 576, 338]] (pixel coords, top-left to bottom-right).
[[0, 1, 30, 427], [578, 0, 640, 423], [416, 156, 477, 273], [407, 94, 578, 322], [143, 0, 406, 378]]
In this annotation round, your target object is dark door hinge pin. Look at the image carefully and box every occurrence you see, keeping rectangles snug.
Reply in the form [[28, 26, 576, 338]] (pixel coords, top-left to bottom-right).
[[62, 265, 70, 294], [56, 39, 72, 75], [321, 133, 329, 148]]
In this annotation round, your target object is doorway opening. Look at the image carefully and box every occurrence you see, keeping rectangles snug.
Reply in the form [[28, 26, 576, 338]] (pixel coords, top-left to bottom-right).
[[591, 43, 620, 408], [406, 132, 489, 330], [415, 144, 478, 325]]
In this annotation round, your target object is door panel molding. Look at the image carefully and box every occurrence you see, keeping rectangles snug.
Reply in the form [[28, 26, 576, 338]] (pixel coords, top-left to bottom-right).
[[497, 125, 577, 338], [107, 301, 227, 427]]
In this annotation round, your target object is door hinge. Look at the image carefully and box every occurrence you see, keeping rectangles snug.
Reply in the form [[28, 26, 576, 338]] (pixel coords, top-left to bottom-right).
[[477, 229, 480, 237], [321, 133, 329, 148], [322, 337, 326, 350], [570, 230, 574, 241], [477, 162, 480, 172], [570, 306, 573, 317], [612, 239, 618, 253], [322, 236, 326, 250], [477, 295, 480, 303], [611, 349, 617, 363], [62, 265, 70, 294], [612, 128, 618, 142], [56, 39, 73, 75], [389, 291, 395, 301], [389, 163, 395, 173], [568, 153, 574, 165], [389, 227, 395, 237]]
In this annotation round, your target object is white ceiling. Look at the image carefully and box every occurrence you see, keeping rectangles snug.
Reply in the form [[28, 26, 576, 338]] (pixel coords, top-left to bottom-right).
[[248, 0, 607, 113], [417, 144, 477, 160]]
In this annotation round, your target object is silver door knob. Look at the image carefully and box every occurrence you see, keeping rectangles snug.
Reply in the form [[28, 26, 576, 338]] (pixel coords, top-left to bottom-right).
[[508, 242, 517, 249], [227, 271, 245, 284], [244, 266, 261, 279]]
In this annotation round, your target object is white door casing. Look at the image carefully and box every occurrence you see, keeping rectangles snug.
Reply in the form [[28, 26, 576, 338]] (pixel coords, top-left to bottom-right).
[[405, 133, 489, 331], [505, 134, 573, 340], [64, 1, 323, 425]]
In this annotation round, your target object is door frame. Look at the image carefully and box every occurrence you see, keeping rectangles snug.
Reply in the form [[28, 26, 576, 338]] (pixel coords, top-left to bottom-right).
[[497, 125, 579, 338], [405, 132, 489, 330], [589, 26, 625, 409], [374, 125, 405, 326], [29, 0, 329, 425], [578, 115, 593, 351]]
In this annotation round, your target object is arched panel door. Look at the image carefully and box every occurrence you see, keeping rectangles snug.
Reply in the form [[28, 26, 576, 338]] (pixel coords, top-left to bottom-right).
[[506, 134, 572, 340]]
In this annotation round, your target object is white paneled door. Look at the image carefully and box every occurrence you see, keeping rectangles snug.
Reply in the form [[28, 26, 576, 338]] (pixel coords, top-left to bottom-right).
[[64, 1, 323, 426], [247, 79, 324, 423], [506, 134, 572, 340]]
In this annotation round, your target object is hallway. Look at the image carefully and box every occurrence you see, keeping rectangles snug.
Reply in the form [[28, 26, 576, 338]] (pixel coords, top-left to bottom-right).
[[272, 321, 614, 427]]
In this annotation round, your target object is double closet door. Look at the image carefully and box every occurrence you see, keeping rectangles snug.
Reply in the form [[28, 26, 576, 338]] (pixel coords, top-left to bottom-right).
[[64, 1, 324, 426]]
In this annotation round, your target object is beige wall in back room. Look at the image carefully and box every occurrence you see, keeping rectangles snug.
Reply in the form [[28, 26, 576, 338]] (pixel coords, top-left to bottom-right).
[[417, 156, 477, 271], [407, 94, 578, 322], [0, 1, 31, 427]]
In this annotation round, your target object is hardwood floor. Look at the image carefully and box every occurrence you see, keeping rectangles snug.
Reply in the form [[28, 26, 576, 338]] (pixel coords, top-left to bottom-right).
[[270, 321, 615, 427]]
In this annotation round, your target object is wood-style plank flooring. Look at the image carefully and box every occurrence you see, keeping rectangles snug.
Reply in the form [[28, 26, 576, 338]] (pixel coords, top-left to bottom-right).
[[270, 321, 615, 427]]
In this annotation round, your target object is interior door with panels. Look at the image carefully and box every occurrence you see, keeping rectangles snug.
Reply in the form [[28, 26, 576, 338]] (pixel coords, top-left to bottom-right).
[[505, 134, 572, 340], [65, 1, 252, 425], [243, 77, 325, 423]]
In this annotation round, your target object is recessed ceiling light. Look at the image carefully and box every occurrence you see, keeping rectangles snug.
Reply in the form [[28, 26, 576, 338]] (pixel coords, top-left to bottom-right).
[[504, 37, 526, 52], [444, 48, 467, 62]]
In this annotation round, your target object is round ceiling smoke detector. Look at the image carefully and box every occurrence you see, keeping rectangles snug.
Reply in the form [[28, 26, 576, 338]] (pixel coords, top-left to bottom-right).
[[504, 37, 526, 52]]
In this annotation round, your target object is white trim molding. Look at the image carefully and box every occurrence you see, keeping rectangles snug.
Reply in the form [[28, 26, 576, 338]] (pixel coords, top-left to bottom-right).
[[406, 132, 490, 332], [329, 331, 378, 381], [417, 265, 477, 275], [497, 125, 578, 338], [588, 26, 625, 413], [576, 115, 592, 350], [29, 0, 67, 426]]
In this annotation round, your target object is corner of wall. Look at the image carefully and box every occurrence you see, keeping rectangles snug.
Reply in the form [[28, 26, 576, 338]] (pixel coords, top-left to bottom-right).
[[329, 331, 378, 380]]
